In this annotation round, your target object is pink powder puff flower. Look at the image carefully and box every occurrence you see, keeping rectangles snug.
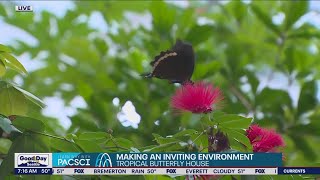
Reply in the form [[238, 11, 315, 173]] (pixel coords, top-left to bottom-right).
[[170, 82, 223, 114], [246, 125, 285, 152]]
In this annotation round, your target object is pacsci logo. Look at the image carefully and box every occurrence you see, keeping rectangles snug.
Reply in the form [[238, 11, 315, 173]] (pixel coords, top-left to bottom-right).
[[17, 154, 49, 167], [95, 153, 112, 167], [15, 6, 33, 12]]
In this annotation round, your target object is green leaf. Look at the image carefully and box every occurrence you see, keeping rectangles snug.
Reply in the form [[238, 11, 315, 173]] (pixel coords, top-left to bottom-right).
[[152, 133, 179, 144], [1, 52, 27, 75], [0, 5, 7, 18], [143, 141, 184, 152], [78, 132, 109, 144], [222, 128, 252, 152], [193, 60, 222, 80], [0, 85, 28, 116], [0, 59, 6, 77], [256, 88, 292, 114], [0, 138, 12, 154], [13, 85, 46, 108], [74, 139, 104, 152], [0, 44, 12, 53], [105, 137, 134, 150], [290, 135, 316, 161], [130, 147, 140, 153], [93, 38, 108, 56], [218, 114, 253, 129], [246, 70, 259, 94], [12, 116, 45, 132], [68, 111, 99, 133], [150, 1, 175, 36], [228, 1, 247, 22], [50, 138, 81, 152], [0, 114, 21, 134], [211, 111, 226, 119], [78, 132, 108, 140], [0, 81, 44, 115], [288, 122, 320, 137], [185, 25, 213, 46], [284, 1, 308, 31], [297, 81, 317, 116], [149, 133, 186, 152], [190, 133, 207, 151], [251, 5, 280, 35], [287, 28, 320, 39], [177, 8, 195, 34], [172, 129, 198, 138]]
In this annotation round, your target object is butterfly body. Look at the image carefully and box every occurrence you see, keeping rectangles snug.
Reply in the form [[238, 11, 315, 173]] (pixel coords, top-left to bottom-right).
[[143, 40, 195, 84]]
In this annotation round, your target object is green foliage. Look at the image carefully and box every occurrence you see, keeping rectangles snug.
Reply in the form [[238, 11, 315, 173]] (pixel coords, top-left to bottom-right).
[[0, 81, 44, 116], [0, 44, 27, 75], [0, 114, 21, 134], [0, 1, 320, 179]]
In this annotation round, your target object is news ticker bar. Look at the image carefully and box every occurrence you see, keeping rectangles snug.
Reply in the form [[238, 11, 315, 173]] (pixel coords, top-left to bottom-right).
[[14, 167, 320, 175], [14, 153, 319, 175]]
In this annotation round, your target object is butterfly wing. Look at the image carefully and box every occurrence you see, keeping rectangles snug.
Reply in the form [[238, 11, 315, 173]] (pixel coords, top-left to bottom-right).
[[143, 40, 195, 84], [171, 40, 195, 83], [150, 51, 171, 66]]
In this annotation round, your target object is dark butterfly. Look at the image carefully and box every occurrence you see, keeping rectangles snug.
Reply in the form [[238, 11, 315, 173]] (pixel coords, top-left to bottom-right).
[[142, 40, 195, 84]]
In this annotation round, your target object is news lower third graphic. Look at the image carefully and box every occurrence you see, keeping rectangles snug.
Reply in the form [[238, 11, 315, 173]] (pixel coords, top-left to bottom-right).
[[14, 153, 52, 174], [14, 153, 320, 175]]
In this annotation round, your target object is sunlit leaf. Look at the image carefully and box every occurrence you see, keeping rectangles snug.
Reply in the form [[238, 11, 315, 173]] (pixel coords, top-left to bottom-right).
[[13, 85, 45, 108], [1, 52, 27, 75], [0, 138, 12, 154], [0, 84, 28, 116], [0, 59, 6, 77], [0, 44, 12, 53]]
